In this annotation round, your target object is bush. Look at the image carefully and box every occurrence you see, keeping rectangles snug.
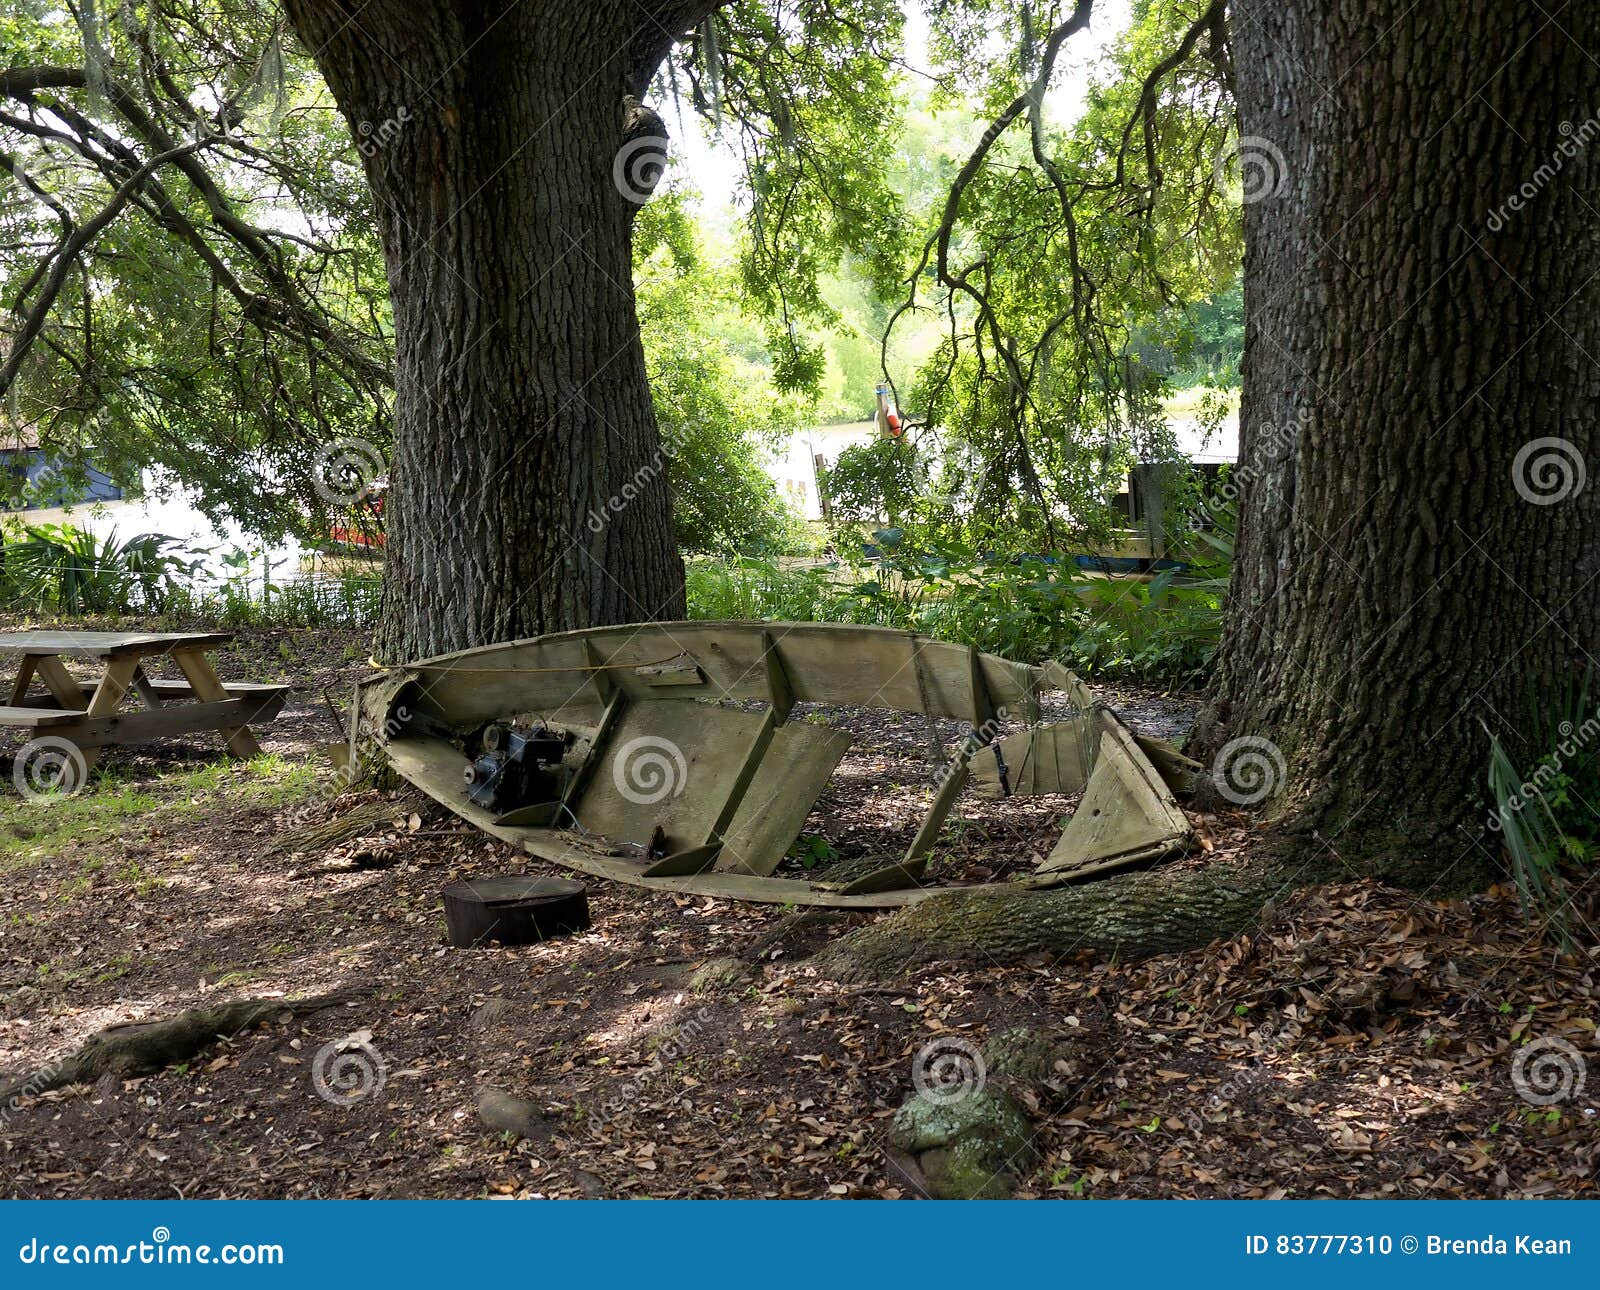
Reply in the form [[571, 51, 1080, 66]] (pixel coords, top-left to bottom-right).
[[1487, 671, 1600, 947], [162, 570, 381, 629], [0, 522, 381, 628], [0, 524, 199, 614], [685, 519, 1231, 684]]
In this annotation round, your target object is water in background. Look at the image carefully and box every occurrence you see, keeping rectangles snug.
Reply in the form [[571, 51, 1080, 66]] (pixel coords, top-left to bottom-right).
[[3, 468, 323, 593]]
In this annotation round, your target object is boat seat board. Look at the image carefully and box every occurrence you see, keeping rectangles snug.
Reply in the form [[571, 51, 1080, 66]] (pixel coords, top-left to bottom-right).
[[571, 698, 851, 875]]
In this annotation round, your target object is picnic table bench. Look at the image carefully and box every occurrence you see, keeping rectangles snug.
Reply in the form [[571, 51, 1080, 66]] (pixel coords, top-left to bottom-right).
[[0, 630, 289, 766]]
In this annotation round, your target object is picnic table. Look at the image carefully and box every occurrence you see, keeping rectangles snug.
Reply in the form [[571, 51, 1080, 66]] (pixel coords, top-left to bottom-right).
[[0, 630, 289, 766]]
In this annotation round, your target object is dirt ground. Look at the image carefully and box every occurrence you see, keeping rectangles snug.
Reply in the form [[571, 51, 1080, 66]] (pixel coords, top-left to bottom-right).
[[0, 625, 1596, 1199]]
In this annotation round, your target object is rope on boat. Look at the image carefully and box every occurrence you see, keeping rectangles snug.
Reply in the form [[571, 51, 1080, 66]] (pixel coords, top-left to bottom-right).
[[365, 652, 688, 674]]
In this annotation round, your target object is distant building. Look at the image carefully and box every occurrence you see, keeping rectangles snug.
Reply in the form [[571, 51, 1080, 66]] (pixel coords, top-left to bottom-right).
[[1, 429, 124, 513], [1106, 409, 1241, 570], [768, 420, 882, 521]]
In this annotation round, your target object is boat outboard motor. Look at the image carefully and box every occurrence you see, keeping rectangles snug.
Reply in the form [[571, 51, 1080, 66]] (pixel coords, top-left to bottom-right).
[[463, 723, 570, 813]]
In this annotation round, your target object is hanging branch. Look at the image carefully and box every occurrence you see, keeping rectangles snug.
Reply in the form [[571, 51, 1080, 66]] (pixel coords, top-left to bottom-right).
[[885, 0, 1236, 545], [0, 138, 210, 394]]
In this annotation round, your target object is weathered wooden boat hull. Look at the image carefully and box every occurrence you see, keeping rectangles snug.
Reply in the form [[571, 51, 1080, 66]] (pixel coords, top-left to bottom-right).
[[365, 621, 1193, 907]]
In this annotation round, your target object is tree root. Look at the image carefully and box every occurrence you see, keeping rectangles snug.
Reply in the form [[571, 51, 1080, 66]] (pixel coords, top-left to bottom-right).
[[0, 991, 359, 1107], [813, 861, 1303, 981]]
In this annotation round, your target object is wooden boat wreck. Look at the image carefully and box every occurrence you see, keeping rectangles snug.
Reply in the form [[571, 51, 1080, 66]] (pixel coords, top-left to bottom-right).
[[359, 622, 1198, 908]]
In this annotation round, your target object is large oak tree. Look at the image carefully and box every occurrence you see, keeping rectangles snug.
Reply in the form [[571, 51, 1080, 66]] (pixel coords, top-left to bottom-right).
[[1212, 1, 1600, 881], [279, 2, 711, 657], [826, 0, 1600, 975]]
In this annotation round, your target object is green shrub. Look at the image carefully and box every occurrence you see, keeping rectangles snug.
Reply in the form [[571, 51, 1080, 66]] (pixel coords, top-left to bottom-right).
[[1486, 670, 1600, 947], [0, 524, 199, 614], [161, 569, 382, 629], [686, 558, 849, 623], [685, 518, 1231, 683]]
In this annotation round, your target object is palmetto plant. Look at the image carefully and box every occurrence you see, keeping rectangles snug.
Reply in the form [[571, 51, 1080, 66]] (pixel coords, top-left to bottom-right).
[[1487, 731, 1572, 950], [1485, 669, 1600, 949], [0, 524, 200, 614]]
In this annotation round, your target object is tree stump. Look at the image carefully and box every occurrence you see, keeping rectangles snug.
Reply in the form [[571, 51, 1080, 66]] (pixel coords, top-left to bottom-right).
[[441, 876, 590, 948]]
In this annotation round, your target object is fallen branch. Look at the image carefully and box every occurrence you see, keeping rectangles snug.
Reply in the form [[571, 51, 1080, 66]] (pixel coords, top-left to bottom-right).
[[0, 990, 359, 1107], [264, 797, 415, 860]]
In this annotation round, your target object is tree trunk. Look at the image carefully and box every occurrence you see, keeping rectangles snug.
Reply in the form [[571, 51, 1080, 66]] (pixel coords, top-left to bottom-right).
[[281, 1, 694, 659], [1209, 0, 1600, 882]]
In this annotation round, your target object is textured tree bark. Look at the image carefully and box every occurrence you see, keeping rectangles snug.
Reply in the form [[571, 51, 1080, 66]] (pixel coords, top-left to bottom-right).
[[1206, 0, 1600, 883], [281, 1, 702, 659]]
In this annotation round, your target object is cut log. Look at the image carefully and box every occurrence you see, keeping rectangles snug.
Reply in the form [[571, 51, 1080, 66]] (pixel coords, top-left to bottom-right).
[[441, 875, 591, 947]]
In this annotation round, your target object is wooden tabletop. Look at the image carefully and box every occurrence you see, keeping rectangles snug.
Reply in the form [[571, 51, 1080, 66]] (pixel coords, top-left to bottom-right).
[[0, 630, 236, 658]]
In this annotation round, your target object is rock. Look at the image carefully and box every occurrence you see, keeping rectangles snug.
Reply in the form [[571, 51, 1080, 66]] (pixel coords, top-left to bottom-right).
[[689, 956, 755, 994], [984, 1022, 1095, 1099], [470, 999, 518, 1030], [885, 1022, 1101, 1197], [886, 1086, 1035, 1199], [474, 1085, 549, 1139]]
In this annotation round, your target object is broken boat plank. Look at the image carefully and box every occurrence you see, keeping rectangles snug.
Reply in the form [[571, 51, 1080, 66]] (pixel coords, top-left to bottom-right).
[[1035, 711, 1191, 878]]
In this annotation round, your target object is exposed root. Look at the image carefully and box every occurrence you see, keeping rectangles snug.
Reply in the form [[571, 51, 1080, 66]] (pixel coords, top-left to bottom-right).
[[0, 991, 360, 1107], [813, 861, 1301, 981]]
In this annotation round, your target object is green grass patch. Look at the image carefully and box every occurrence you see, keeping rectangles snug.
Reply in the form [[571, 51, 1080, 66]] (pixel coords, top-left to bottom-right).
[[0, 753, 324, 872]]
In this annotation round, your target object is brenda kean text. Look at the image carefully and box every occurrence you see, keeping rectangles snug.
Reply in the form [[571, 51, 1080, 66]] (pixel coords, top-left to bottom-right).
[[1246, 1235, 1573, 1256]]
